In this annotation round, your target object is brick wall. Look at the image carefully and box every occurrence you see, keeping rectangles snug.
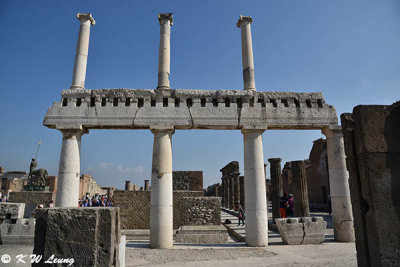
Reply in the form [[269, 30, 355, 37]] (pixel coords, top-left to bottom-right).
[[113, 190, 203, 229]]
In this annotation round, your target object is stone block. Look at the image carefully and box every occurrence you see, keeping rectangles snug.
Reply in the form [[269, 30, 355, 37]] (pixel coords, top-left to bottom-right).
[[33, 207, 120, 267], [275, 217, 326, 245], [0, 218, 35, 244], [182, 197, 221, 226], [0, 202, 25, 221], [175, 225, 228, 244]]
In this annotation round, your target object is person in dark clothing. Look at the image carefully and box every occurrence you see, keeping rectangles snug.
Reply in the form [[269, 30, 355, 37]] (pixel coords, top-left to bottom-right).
[[287, 194, 294, 217], [236, 204, 245, 226], [279, 192, 288, 218]]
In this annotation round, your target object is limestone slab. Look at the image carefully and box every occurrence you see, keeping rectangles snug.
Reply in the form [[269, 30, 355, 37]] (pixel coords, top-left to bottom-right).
[[0, 203, 25, 220], [275, 217, 326, 245]]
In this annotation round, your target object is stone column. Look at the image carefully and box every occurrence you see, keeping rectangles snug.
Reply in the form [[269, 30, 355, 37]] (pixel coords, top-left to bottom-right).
[[144, 180, 149, 191], [56, 129, 87, 207], [237, 16, 256, 91], [229, 176, 235, 209], [239, 176, 245, 207], [224, 177, 230, 209], [157, 13, 173, 89], [242, 129, 268, 246], [322, 127, 355, 242], [150, 127, 174, 248], [291, 160, 310, 217], [234, 174, 240, 207], [70, 13, 95, 89], [268, 158, 282, 220], [125, 181, 131, 191]]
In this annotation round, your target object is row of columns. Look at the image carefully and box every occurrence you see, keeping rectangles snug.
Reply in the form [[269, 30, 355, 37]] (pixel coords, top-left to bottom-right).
[[55, 12, 354, 250]]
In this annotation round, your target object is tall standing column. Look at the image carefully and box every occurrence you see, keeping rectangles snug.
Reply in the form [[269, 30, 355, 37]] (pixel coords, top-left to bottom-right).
[[157, 13, 173, 89], [291, 160, 310, 217], [242, 129, 268, 246], [150, 127, 174, 248], [144, 179, 150, 191], [70, 13, 95, 89], [229, 177, 235, 209], [56, 129, 87, 207], [322, 127, 355, 242], [237, 16, 256, 91], [234, 174, 240, 207], [268, 158, 283, 221]]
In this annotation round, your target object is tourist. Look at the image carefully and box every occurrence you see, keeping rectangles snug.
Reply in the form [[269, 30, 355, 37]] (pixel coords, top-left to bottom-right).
[[235, 203, 245, 226], [279, 192, 288, 218], [49, 200, 54, 208], [287, 194, 294, 217]]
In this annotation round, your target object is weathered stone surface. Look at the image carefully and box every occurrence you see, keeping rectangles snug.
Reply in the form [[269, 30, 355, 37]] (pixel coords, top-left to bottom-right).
[[275, 217, 326, 245], [182, 197, 221, 226], [33, 207, 120, 267], [0, 202, 25, 220], [8, 191, 54, 217], [341, 102, 400, 267], [175, 225, 228, 244], [268, 158, 282, 220], [173, 171, 203, 191], [291, 161, 310, 217], [44, 89, 338, 130], [0, 218, 35, 244], [113, 190, 203, 229]]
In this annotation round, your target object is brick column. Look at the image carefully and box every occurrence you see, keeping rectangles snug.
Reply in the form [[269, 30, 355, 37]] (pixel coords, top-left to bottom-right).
[[291, 160, 310, 217]]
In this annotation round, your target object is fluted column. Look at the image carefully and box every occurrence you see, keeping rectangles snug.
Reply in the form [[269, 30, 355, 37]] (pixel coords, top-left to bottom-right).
[[322, 127, 355, 242], [56, 129, 87, 207], [237, 15, 256, 91], [157, 13, 173, 89], [242, 129, 268, 246], [70, 13, 95, 89], [150, 127, 174, 248]]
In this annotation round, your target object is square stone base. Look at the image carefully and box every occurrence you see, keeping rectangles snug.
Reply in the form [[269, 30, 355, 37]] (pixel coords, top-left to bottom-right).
[[0, 218, 35, 244], [175, 225, 228, 244], [275, 217, 326, 245]]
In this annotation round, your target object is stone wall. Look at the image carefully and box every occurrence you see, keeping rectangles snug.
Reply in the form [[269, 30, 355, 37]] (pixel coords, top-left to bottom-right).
[[341, 102, 400, 267], [8, 191, 54, 218], [113, 190, 203, 229], [79, 174, 108, 198], [182, 197, 221, 226], [173, 171, 203, 191]]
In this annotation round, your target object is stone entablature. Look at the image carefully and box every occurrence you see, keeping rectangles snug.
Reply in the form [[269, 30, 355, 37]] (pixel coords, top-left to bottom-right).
[[44, 89, 337, 130]]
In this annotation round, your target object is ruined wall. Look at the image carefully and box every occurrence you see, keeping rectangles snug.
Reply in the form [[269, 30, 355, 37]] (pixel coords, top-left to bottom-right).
[[8, 191, 54, 217], [113, 190, 203, 229], [182, 197, 221, 226], [204, 183, 220, 197], [79, 174, 108, 197], [341, 102, 400, 267], [173, 171, 203, 191]]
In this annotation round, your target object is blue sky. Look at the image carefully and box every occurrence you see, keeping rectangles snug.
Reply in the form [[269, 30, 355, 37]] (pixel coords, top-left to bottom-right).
[[0, 0, 399, 190]]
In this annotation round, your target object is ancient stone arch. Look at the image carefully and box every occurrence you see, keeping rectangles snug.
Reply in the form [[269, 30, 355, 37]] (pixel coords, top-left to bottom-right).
[[44, 12, 354, 248]]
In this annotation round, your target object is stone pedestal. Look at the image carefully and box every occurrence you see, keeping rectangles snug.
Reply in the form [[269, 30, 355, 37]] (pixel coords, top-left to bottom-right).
[[150, 127, 174, 249], [322, 127, 355, 242], [70, 13, 95, 89], [268, 158, 282, 220], [56, 129, 87, 207], [291, 161, 310, 217], [157, 13, 173, 89], [242, 129, 268, 247], [275, 217, 326, 245], [237, 16, 255, 91]]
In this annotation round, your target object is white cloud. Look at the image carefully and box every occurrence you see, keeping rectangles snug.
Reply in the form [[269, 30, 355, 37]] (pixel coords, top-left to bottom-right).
[[133, 165, 144, 174], [117, 164, 132, 174], [98, 162, 112, 169]]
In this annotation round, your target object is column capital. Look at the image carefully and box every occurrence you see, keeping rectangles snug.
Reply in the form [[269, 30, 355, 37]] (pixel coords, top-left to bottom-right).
[[150, 125, 175, 135], [322, 125, 343, 139], [158, 13, 173, 26], [241, 125, 266, 135], [268, 158, 282, 164], [236, 15, 253, 28], [59, 128, 88, 139], [77, 13, 95, 25]]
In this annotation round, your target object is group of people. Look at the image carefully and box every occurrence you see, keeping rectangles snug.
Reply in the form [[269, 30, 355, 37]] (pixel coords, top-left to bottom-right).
[[78, 194, 114, 207], [279, 192, 294, 218]]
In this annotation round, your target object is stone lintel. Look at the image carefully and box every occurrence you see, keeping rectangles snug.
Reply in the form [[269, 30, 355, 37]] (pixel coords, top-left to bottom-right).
[[236, 15, 253, 28], [158, 13, 173, 25], [77, 12, 95, 25]]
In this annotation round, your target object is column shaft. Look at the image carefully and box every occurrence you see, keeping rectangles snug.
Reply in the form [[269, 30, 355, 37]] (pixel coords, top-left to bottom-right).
[[234, 175, 240, 206], [71, 13, 95, 89], [150, 129, 174, 248], [243, 130, 268, 246], [291, 161, 310, 217], [323, 128, 355, 242], [56, 129, 85, 207], [237, 16, 256, 91], [268, 158, 282, 220], [157, 13, 173, 89]]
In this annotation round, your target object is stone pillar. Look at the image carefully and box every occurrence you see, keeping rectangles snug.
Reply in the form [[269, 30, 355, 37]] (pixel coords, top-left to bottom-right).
[[322, 127, 355, 242], [234, 174, 240, 206], [239, 176, 245, 207], [157, 13, 173, 89], [237, 16, 256, 91], [150, 127, 174, 248], [229, 177, 235, 209], [242, 129, 268, 246], [125, 181, 131, 191], [268, 158, 282, 220], [224, 177, 230, 209], [144, 180, 149, 191], [70, 13, 95, 90], [56, 129, 87, 207], [291, 161, 310, 217]]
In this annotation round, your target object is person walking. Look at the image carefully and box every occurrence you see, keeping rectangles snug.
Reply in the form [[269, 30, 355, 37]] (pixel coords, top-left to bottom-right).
[[236, 203, 245, 226], [287, 194, 294, 217]]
